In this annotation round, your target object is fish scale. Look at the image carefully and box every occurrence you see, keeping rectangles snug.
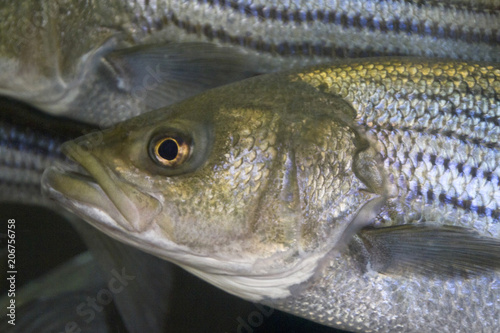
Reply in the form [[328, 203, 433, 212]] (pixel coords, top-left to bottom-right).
[[2, 1, 499, 333], [2, 1, 499, 127], [133, 0, 500, 61], [0, 98, 95, 204], [293, 59, 500, 228], [260, 59, 500, 331], [41, 58, 500, 332]]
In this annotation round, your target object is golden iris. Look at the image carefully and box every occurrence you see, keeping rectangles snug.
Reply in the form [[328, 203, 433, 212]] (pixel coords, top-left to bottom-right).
[[152, 136, 190, 167]]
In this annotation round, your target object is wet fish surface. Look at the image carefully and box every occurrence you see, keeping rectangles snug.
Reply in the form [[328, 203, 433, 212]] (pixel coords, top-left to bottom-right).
[[1, 1, 499, 125], [42, 58, 500, 332], [0, 98, 343, 333], [0, 97, 96, 205], [3, 1, 500, 332], [0, 99, 177, 333]]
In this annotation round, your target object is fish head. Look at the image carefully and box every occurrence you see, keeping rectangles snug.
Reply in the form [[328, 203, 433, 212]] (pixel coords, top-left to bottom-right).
[[42, 77, 376, 300]]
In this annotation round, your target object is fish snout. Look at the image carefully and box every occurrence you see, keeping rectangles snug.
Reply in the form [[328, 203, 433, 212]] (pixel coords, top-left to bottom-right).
[[56, 141, 162, 232]]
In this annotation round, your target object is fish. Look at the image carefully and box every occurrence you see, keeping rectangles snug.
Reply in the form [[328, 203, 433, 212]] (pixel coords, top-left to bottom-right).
[[0, 97, 96, 205], [0, 98, 176, 333], [4, 0, 500, 331], [0, 97, 342, 333], [0, 252, 123, 333], [1, 1, 499, 126], [0, 100, 341, 333], [42, 57, 500, 332], [0, 1, 263, 126]]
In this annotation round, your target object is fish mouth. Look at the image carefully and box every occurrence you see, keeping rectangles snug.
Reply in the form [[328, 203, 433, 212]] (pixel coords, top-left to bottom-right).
[[41, 141, 161, 233]]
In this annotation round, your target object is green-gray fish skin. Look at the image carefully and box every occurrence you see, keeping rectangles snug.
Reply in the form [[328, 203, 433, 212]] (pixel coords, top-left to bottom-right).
[[42, 58, 500, 332], [1, 1, 500, 126]]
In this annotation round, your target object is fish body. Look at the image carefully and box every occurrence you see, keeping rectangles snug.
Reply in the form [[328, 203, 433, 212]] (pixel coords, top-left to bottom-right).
[[0, 97, 96, 205], [1, 1, 499, 125], [42, 58, 500, 332]]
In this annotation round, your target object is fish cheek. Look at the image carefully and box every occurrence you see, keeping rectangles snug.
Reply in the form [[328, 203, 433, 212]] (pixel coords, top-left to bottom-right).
[[156, 109, 281, 252], [153, 172, 254, 251]]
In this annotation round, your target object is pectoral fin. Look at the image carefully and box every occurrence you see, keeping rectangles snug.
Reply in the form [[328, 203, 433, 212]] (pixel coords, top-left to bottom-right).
[[350, 224, 500, 277], [103, 42, 262, 109]]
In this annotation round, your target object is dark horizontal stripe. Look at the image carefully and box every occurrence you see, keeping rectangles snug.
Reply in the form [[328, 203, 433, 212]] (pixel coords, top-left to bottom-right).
[[0, 123, 67, 172], [0, 182, 40, 190], [0, 139, 63, 158], [393, 147, 499, 185], [0, 143, 65, 169], [416, 152, 497, 183], [407, 93, 499, 127], [390, 138, 499, 183], [369, 126, 500, 211], [155, 11, 402, 58], [200, 0, 499, 46], [376, 125, 500, 220], [155, 10, 499, 58], [360, 121, 500, 150], [352, 66, 499, 105], [0, 170, 44, 186], [0, 123, 65, 155], [0, 99, 94, 157], [405, 0, 500, 13], [0, 163, 45, 174], [200, 0, 500, 14], [414, 184, 500, 220]]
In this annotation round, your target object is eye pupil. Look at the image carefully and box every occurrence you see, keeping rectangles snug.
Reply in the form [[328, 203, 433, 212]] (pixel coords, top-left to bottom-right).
[[158, 139, 179, 161], [150, 132, 191, 168]]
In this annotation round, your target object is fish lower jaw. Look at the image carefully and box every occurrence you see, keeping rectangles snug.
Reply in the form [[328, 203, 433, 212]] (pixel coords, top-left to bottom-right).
[[175, 250, 329, 302], [57, 216, 328, 303], [41, 165, 141, 231], [41, 179, 128, 235], [91, 223, 331, 303]]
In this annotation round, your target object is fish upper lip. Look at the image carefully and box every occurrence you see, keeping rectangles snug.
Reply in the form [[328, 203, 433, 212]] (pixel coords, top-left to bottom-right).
[[53, 158, 94, 181], [46, 140, 162, 233]]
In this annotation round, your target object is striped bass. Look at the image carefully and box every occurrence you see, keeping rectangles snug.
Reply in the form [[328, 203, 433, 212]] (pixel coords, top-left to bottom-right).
[[2, 1, 500, 332], [42, 58, 500, 332], [0, 1, 499, 126], [0, 98, 95, 204]]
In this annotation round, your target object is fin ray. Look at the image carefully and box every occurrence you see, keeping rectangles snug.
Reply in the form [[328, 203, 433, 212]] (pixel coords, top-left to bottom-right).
[[351, 224, 500, 277], [104, 42, 262, 109]]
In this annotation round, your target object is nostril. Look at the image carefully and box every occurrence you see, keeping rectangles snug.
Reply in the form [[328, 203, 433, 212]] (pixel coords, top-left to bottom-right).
[[62, 135, 97, 156], [61, 140, 161, 232]]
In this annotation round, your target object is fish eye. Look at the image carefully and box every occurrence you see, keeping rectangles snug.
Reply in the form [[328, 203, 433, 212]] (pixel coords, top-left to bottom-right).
[[149, 134, 191, 168]]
